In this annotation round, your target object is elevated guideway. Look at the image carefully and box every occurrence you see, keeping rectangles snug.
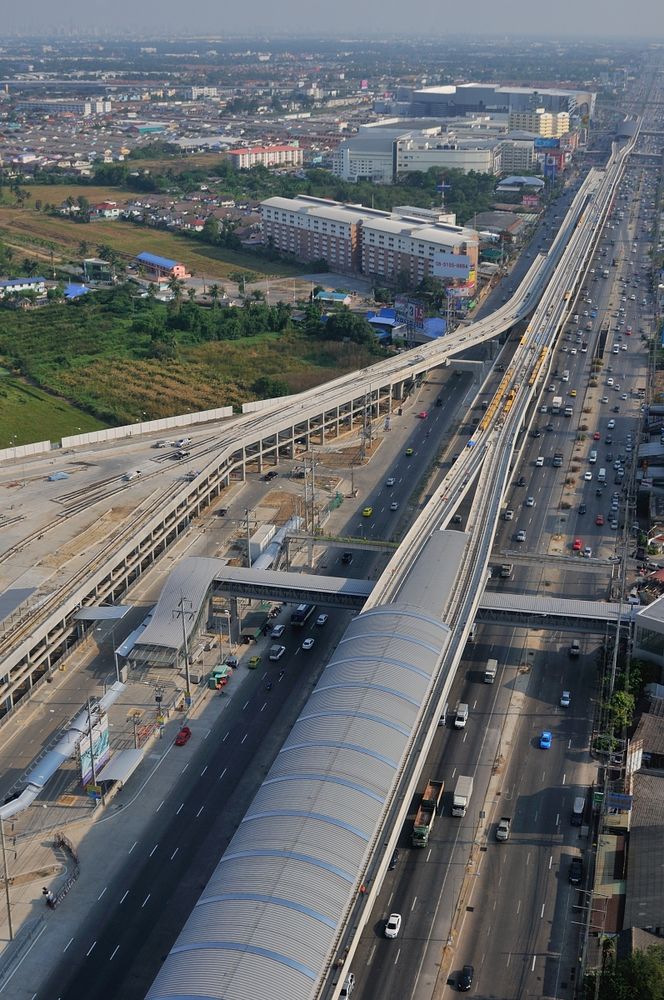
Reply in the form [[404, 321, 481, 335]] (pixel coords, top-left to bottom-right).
[[0, 169, 596, 714], [146, 132, 639, 1000]]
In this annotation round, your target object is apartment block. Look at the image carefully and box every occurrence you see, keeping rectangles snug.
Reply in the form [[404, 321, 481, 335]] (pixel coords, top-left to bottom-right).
[[227, 145, 303, 170]]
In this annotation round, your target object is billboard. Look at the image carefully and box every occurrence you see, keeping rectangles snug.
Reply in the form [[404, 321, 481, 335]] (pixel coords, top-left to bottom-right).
[[395, 296, 425, 332], [432, 252, 472, 280], [78, 713, 111, 785], [447, 280, 476, 299], [534, 137, 560, 150], [522, 193, 540, 208]]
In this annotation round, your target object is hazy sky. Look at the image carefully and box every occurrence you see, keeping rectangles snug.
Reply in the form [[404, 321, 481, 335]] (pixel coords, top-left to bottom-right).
[[4, 0, 660, 39]]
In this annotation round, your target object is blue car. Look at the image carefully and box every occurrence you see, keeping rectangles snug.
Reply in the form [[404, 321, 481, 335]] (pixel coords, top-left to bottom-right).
[[539, 731, 552, 750]]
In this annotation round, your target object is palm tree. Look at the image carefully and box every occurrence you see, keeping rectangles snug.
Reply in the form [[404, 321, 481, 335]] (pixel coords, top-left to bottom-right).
[[209, 283, 220, 308], [168, 275, 184, 312]]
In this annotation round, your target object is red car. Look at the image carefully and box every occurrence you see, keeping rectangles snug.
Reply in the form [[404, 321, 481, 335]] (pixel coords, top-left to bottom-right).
[[418, 411, 428, 419], [175, 726, 192, 746], [593, 432, 601, 440], [573, 538, 582, 551], [595, 514, 605, 526]]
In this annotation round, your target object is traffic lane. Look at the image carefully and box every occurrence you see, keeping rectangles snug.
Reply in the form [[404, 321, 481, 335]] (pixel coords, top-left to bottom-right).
[[44, 617, 349, 1000], [354, 631, 526, 1000], [450, 655, 587, 998]]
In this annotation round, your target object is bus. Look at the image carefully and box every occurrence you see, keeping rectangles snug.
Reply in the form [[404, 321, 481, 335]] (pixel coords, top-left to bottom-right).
[[290, 603, 316, 626]]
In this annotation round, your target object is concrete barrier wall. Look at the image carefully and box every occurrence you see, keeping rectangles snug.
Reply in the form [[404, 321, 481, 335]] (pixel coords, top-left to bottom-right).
[[241, 395, 298, 414], [0, 440, 51, 464], [60, 406, 233, 449]]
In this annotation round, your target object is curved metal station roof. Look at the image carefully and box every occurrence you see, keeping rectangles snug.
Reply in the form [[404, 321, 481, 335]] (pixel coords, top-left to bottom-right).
[[147, 602, 450, 1000]]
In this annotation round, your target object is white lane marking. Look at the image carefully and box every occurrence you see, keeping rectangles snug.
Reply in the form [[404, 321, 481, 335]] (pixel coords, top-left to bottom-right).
[[556, 813, 560, 827], [86, 941, 97, 957], [241, 733, 248, 744], [541, 903, 546, 919], [367, 944, 377, 966], [394, 948, 401, 965], [120, 890, 129, 904], [223, 731, 229, 742], [242, 700, 250, 711], [110, 945, 120, 961], [176, 803, 184, 815], [181, 763, 189, 773], [472, 699, 477, 710], [506, 952, 512, 967], [200, 765, 208, 777], [452, 767, 457, 779], [219, 767, 227, 781], [411, 896, 418, 912], [549, 856, 553, 870], [532, 955, 537, 972], [387, 891, 394, 909], [261, 701, 267, 712], [149, 844, 158, 858], [141, 894, 151, 908], [63, 937, 74, 953], [128, 841, 138, 855], [516, 899, 521, 915], [196, 805, 204, 818], [97, 887, 107, 901], [156, 800, 164, 813], [463, 732, 468, 743], [562, 773, 567, 785], [170, 847, 179, 861]]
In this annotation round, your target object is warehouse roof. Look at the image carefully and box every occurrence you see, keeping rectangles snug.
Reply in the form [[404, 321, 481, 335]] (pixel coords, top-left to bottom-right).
[[136, 251, 181, 270]]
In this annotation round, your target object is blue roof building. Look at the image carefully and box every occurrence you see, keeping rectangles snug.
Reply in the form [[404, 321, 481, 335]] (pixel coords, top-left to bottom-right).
[[135, 252, 188, 280]]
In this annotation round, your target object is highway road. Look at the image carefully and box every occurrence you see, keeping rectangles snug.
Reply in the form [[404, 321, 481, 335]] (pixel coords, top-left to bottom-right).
[[32, 361, 475, 1000]]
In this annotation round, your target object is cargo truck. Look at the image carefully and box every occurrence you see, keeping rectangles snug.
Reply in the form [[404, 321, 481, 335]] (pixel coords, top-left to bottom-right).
[[484, 658, 498, 683], [452, 775, 473, 818], [551, 396, 563, 414], [499, 563, 513, 579], [553, 452, 563, 468], [411, 779, 445, 847]]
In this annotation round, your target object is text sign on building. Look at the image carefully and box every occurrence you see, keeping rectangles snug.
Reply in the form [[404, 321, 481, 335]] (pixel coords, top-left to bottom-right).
[[607, 791, 633, 811], [432, 252, 472, 280]]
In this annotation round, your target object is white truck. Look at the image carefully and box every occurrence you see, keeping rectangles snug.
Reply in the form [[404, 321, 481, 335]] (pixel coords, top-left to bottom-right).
[[484, 658, 498, 684], [551, 395, 563, 414], [496, 816, 511, 841], [452, 775, 473, 817]]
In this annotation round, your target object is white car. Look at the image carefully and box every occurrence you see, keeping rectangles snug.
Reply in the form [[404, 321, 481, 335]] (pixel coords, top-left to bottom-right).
[[608, 418, 616, 429], [390, 501, 399, 511], [607, 378, 614, 387], [384, 913, 402, 939], [560, 690, 571, 708], [535, 456, 544, 467], [584, 471, 592, 481], [271, 624, 286, 638], [516, 529, 526, 542], [525, 496, 535, 507], [315, 614, 328, 626], [583, 546, 592, 558], [302, 638, 315, 651], [386, 477, 395, 487], [504, 509, 514, 521]]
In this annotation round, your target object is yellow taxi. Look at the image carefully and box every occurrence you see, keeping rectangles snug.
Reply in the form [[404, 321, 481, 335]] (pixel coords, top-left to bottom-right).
[[569, 389, 577, 397], [362, 506, 373, 517]]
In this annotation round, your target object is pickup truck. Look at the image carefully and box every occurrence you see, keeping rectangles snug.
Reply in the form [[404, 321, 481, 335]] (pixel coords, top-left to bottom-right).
[[496, 816, 511, 841]]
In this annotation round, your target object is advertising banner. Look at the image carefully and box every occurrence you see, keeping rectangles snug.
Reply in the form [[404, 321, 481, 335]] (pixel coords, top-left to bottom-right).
[[78, 714, 111, 785], [432, 252, 472, 280], [395, 295, 425, 332]]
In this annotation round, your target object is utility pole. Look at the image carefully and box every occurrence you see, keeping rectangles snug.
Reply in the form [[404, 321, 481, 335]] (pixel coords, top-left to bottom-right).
[[172, 596, 194, 707], [0, 819, 13, 940], [245, 508, 253, 567]]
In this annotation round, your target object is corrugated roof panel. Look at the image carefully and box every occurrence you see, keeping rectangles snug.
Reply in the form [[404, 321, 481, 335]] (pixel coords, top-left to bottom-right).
[[147, 603, 450, 1000]]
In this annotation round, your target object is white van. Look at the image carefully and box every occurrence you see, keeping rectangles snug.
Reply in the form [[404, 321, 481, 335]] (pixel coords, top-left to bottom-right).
[[589, 450, 597, 464], [598, 468, 606, 483], [454, 703, 469, 729], [562, 370, 570, 382], [571, 796, 585, 826]]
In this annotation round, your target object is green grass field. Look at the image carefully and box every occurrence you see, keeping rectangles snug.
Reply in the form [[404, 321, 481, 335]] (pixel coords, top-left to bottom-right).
[[0, 376, 106, 446], [0, 207, 305, 280]]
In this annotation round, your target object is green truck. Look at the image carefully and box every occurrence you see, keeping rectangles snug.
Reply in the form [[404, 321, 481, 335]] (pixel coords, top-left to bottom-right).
[[411, 779, 445, 847]]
